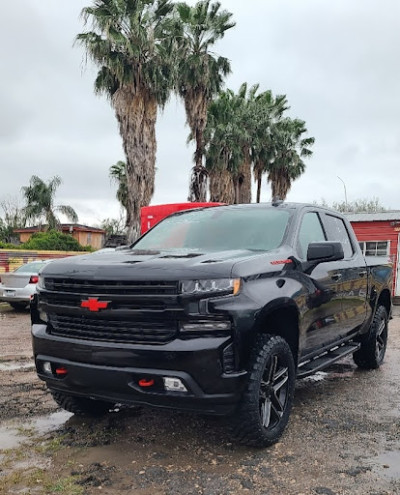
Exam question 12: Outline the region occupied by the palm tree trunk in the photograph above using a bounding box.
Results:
[185,91,209,202]
[209,169,235,204]
[236,147,252,204]
[268,167,290,202]
[188,165,208,203]
[113,86,157,243]
[254,161,263,203]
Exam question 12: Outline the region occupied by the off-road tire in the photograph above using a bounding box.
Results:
[50,390,114,417]
[353,305,388,369]
[232,334,296,448]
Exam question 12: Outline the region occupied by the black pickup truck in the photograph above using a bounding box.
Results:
[31,203,392,447]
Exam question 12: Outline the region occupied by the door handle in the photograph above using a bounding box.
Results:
[331,273,342,281]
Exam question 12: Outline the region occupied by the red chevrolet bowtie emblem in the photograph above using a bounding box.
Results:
[81,298,109,312]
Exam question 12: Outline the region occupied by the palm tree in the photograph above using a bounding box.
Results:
[77,0,179,242]
[267,118,315,201]
[250,91,289,203]
[22,175,78,230]
[176,0,235,202]
[204,84,286,205]
[204,87,243,203]
[230,83,257,204]
[109,160,130,227]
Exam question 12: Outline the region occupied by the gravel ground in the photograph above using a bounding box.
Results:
[0,302,399,495]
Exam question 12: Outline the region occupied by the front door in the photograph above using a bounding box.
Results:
[296,211,344,354]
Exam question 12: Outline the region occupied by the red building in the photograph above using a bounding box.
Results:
[347,212,400,297]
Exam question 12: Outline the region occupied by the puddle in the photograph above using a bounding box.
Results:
[371,451,400,480]
[32,410,73,435]
[0,361,35,372]
[301,371,328,383]
[0,411,73,451]
[0,426,23,449]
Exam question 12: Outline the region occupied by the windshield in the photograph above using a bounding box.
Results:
[134,207,290,253]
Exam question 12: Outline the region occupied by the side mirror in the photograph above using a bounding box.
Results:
[307,242,344,263]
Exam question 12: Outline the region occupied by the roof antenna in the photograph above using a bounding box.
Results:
[272,196,283,207]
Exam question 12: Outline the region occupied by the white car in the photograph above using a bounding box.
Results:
[0,260,52,310]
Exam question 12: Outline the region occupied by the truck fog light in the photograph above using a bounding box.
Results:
[39,310,48,323]
[42,361,52,375]
[163,377,188,393]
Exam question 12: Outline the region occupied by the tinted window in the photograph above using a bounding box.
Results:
[15,262,47,273]
[298,212,326,259]
[134,208,291,253]
[324,215,354,258]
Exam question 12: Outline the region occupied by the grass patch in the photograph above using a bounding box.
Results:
[35,435,67,455]
[45,475,85,495]
[0,468,84,495]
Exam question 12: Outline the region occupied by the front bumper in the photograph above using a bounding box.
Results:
[32,323,248,415]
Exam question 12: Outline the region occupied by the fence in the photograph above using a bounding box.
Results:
[0,250,87,274]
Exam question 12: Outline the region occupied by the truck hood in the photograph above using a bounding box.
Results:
[39,248,287,281]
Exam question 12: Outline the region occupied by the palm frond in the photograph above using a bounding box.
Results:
[55,205,79,223]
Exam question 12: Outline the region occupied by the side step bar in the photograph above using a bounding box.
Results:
[297,342,361,379]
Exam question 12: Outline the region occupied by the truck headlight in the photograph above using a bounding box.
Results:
[180,278,241,296]
[180,320,232,333]
[38,275,45,289]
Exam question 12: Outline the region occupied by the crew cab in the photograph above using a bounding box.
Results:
[31,203,392,447]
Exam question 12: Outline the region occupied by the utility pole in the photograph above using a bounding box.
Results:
[337,176,348,211]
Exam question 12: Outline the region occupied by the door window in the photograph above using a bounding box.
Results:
[298,212,327,259]
[324,215,354,259]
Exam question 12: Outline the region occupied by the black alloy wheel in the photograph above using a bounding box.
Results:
[232,334,296,448]
[353,305,388,369]
[259,353,290,430]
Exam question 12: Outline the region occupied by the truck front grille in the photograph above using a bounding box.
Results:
[39,278,181,344]
[48,314,176,344]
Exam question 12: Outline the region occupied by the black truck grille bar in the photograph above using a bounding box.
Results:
[44,278,179,295]
[48,314,177,344]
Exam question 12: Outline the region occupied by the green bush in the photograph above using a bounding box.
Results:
[0,241,19,249]
[21,231,91,252]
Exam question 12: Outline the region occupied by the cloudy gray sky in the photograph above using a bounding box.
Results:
[1,0,399,226]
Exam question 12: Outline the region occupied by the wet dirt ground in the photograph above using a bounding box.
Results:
[0,302,399,495]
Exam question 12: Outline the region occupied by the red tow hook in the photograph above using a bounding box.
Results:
[138,378,155,388]
[55,367,68,377]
